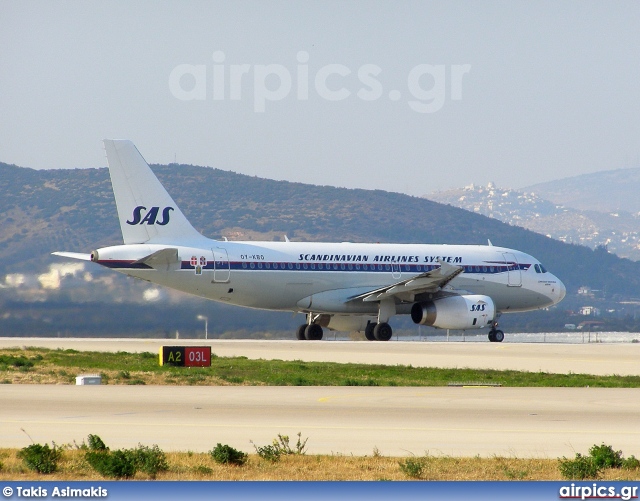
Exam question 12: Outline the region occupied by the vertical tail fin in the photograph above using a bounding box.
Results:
[103,139,203,244]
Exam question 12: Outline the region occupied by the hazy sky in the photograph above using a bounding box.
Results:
[1,1,639,196]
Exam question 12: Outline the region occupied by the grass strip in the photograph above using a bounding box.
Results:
[1,348,639,387]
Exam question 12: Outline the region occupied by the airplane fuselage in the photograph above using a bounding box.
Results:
[93,239,564,315]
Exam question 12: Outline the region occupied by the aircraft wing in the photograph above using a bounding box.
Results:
[349,260,464,303]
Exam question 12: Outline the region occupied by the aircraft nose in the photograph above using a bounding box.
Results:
[554,277,566,303]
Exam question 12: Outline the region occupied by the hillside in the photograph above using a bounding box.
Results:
[525,167,640,213]
[427,183,640,261]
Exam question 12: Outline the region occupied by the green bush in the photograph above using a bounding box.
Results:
[274,433,308,455]
[84,436,167,479]
[558,453,600,480]
[589,443,623,469]
[17,443,62,474]
[0,355,35,369]
[87,434,108,451]
[209,444,247,466]
[559,443,636,479]
[132,444,168,478]
[193,465,213,475]
[399,458,425,479]
[251,432,308,462]
[85,449,136,479]
[253,443,282,462]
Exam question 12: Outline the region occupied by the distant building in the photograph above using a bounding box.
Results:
[579,306,601,316]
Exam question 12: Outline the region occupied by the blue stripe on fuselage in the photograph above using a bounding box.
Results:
[99,260,531,274]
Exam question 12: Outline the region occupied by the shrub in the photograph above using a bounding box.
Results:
[251,432,308,462]
[622,455,640,470]
[87,434,108,451]
[84,436,167,479]
[194,465,213,475]
[209,444,247,466]
[132,444,168,478]
[274,433,308,455]
[589,443,623,469]
[17,443,62,474]
[399,458,425,479]
[253,443,282,462]
[558,453,600,480]
[85,449,136,479]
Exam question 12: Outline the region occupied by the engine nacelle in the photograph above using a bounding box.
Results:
[411,295,495,330]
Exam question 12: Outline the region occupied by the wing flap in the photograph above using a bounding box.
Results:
[353,260,464,303]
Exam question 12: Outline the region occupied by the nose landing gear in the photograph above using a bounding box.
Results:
[488,321,504,342]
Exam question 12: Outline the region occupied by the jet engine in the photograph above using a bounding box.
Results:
[410,295,495,330]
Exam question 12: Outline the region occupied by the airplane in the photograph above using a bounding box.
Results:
[54,140,566,342]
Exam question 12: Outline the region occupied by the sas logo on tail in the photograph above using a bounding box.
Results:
[127,206,174,226]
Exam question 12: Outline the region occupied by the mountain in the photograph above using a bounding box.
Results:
[524,167,640,213]
[426,183,640,261]
[4,161,640,336]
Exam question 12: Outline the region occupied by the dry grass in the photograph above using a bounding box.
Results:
[0,361,238,387]
[1,448,639,481]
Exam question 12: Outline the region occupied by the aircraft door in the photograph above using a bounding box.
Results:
[212,248,230,283]
[503,252,521,287]
[391,263,401,279]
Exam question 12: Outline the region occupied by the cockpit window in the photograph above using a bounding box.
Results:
[534,264,547,273]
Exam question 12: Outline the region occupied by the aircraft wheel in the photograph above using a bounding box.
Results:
[374,322,392,341]
[365,322,376,341]
[493,330,504,342]
[296,324,307,340]
[488,331,496,342]
[305,324,324,340]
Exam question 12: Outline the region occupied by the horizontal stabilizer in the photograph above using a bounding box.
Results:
[52,251,92,261]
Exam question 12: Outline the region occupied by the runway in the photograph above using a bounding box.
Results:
[2,385,639,457]
[1,338,639,457]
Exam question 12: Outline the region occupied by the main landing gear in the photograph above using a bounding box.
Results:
[296,315,324,341]
[365,321,393,341]
[364,298,395,341]
[488,321,504,342]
